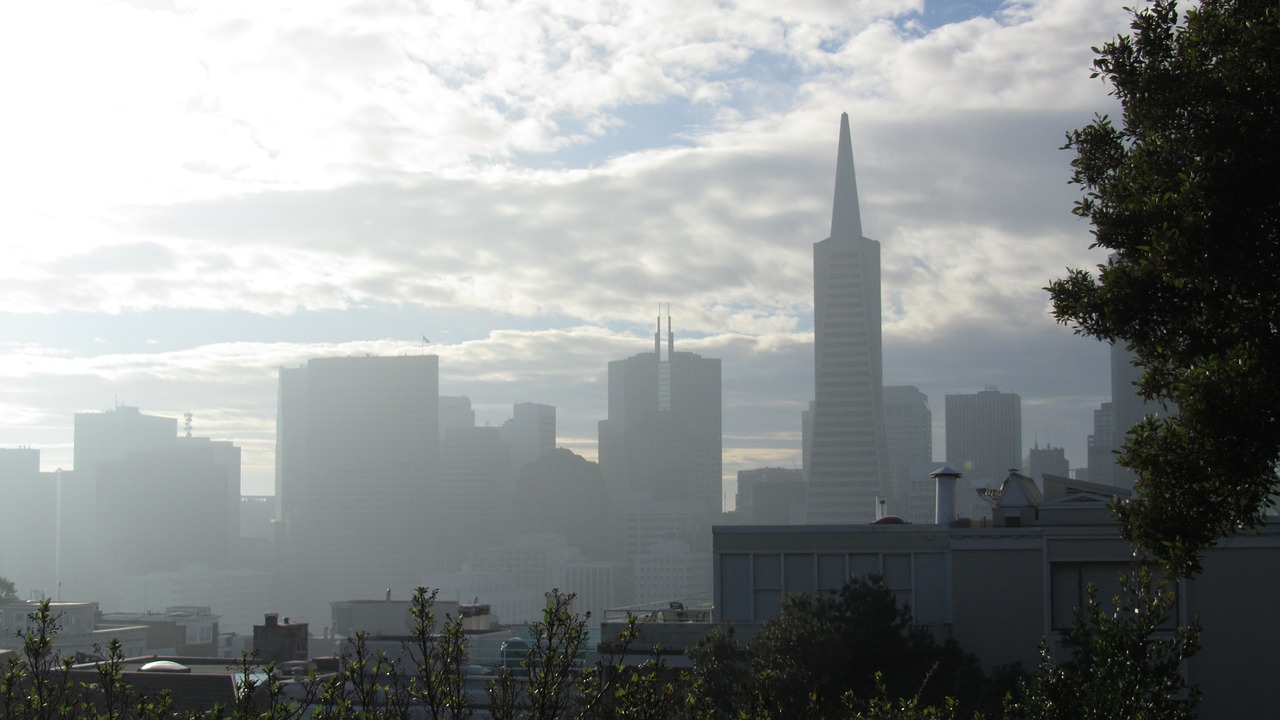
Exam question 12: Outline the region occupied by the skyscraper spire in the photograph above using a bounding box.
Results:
[806,112,888,524]
[830,112,863,241]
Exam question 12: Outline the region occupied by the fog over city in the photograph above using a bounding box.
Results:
[0,0,1133,504]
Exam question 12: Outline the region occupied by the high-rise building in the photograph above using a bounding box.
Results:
[502,402,556,481]
[882,386,935,523]
[805,113,890,524]
[1105,343,1176,490]
[598,313,721,516]
[1027,444,1070,486]
[1087,401,1116,485]
[945,386,1022,517]
[0,448,55,598]
[97,442,239,579]
[734,467,806,524]
[275,355,439,624]
[61,406,179,599]
[598,312,721,602]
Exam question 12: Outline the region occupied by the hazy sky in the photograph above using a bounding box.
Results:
[1,0,1130,499]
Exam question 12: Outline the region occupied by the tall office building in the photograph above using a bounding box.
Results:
[599,313,722,516]
[1086,401,1115,485]
[275,355,439,624]
[805,113,890,523]
[502,402,556,482]
[945,385,1022,491]
[0,449,55,598]
[734,467,806,525]
[1104,343,1177,490]
[1027,443,1070,485]
[882,386,935,523]
[598,312,721,602]
[61,406,179,599]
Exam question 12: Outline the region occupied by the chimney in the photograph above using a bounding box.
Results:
[931,466,962,526]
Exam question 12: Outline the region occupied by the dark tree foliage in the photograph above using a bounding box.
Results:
[687,575,993,720]
[1004,566,1200,720]
[1048,0,1280,576]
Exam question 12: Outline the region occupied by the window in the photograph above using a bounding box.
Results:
[1050,562,1175,631]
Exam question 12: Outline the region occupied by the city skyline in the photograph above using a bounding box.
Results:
[1,0,1129,495]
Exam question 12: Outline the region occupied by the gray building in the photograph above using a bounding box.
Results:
[501,401,556,482]
[0,448,55,599]
[598,312,721,603]
[734,467,805,525]
[62,406,178,599]
[1026,443,1069,485]
[275,355,440,625]
[713,472,1280,718]
[882,386,933,522]
[804,113,890,524]
[944,385,1021,517]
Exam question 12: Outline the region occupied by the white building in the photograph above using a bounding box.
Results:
[805,113,890,524]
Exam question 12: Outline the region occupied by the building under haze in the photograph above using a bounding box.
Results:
[945,386,1021,518]
[61,406,179,599]
[1095,343,1174,490]
[0,448,55,598]
[882,386,935,523]
[1026,443,1069,486]
[275,355,440,625]
[599,311,721,603]
[804,112,891,524]
[733,467,805,525]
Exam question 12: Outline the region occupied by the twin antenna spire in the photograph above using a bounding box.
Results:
[654,303,674,360]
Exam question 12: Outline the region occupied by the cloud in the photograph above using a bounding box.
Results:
[0,0,1140,494]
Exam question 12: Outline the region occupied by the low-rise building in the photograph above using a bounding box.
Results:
[712,470,1280,718]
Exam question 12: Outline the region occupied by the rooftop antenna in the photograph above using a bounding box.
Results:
[667,302,673,356]
[183,412,193,438]
[654,306,662,356]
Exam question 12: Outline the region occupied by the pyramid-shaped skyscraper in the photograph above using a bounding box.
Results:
[804,113,890,523]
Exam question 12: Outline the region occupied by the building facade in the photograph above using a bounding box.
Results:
[945,385,1021,518]
[804,113,890,524]
[882,386,934,522]
[275,355,440,625]
[712,475,1278,718]
[598,312,721,603]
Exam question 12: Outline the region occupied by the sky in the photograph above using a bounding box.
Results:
[0,0,1133,501]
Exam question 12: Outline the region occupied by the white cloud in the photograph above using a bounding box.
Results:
[0,0,1141,491]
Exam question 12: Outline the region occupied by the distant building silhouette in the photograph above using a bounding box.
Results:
[882,386,936,523]
[598,311,721,603]
[945,386,1021,519]
[62,406,178,599]
[501,402,556,482]
[1099,342,1175,490]
[275,355,440,625]
[0,448,54,598]
[804,112,890,523]
[97,438,240,580]
[734,467,805,524]
[1087,400,1116,485]
[1026,443,1070,486]
[440,424,511,547]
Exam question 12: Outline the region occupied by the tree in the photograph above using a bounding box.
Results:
[687,575,992,720]
[1005,566,1200,720]
[1047,0,1280,576]
[406,586,472,720]
[0,578,15,600]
